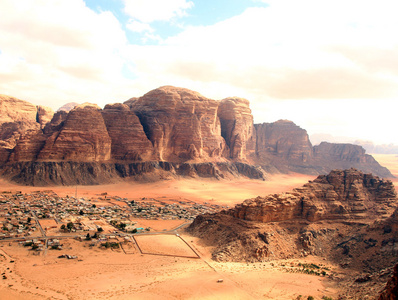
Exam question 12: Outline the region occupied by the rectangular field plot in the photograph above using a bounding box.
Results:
[134,234,199,258]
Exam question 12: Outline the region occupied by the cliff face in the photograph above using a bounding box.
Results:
[0,87,394,185]
[37,103,111,162]
[255,120,313,161]
[311,142,392,177]
[1,161,266,186]
[130,86,225,162]
[218,97,256,160]
[102,103,153,161]
[0,95,54,150]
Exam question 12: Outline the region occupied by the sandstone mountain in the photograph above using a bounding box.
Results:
[0,95,54,149]
[0,86,393,185]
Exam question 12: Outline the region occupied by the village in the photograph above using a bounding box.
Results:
[0,189,227,252]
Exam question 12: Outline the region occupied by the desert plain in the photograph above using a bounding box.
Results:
[0,154,397,300]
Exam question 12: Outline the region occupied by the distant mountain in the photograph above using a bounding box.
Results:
[310,133,398,155]
[56,102,79,112]
[0,86,393,185]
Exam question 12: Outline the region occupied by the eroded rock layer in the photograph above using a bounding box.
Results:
[232,168,397,222]
[37,103,111,162]
[0,95,54,149]
[130,86,225,161]
[218,97,255,160]
[0,86,394,184]
[0,161,266,186]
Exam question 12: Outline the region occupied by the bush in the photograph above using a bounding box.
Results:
[101,242,119,249]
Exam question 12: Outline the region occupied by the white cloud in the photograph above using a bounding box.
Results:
[125,0,398,99]
[126,20,154,33]
[0,0,129,109]
[1,0,398,145]
[121,0,398,144]
[123,0,193,23]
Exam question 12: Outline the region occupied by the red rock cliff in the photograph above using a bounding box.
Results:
[37,103,111,162]
[218,97,256,160]
[232,168,397,222]
[102,103,153,161]
[130,86,225,162]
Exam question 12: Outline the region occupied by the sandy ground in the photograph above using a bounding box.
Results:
[1,156,397,300]
[372,154,398,187]
[0,236,338,300]
[0,173,314,207]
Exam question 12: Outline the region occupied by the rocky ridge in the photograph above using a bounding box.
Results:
[0,86,393,185]
[187,168,398,298]
[232,168,397,223]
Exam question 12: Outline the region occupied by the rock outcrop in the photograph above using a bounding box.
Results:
[254,122,392,177]
[379,263,398,300]
[57,102,79,112]
[187,168,398,289]
[36,105,54,129]
[232,168,397,223]
[102,103,153,161]
[130,86,225,161]
[0,86,394,185]
[0,95,53,149]
[218,97,256,160]
[37,103,111,162]
[1,161,266,186]
[312,142,392,177]
[254,120,313,173]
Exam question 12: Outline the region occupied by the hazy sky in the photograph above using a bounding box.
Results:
[0,0,397,145]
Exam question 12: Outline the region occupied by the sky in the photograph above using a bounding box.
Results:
[0,0,398,145]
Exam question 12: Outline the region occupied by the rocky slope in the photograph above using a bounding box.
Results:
[232,168,397,222]
[1,161,266,186]
[188,168,398,298]
[379,263,398,300]
[0,86,393,184]
[188,169,398,260]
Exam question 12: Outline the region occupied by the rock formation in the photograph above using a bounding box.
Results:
[311,142,392,177]
[102,103,153,161]
[37,103,111,162]
[0,95,53,149]
[254,120,313,173]
[232,168,397,223]
[379,263,398,300]
[188,168,398,298]
[0,86,394,185]
[36,105,54,129]
[129,86,225,161]
[218,97,256,160]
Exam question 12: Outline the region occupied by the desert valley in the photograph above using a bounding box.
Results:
[0,87,397,299]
